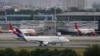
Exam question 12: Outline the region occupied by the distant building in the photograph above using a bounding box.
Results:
[32,0,62,9]
[1,0,92,10]
[32,0,91,10]
[63,0,87,10]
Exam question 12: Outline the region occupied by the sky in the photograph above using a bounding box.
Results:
[0,0,100,7]
[0,0,100,3]
[17,0,100,5]
[0,0,100,5]
[91,0,100,3]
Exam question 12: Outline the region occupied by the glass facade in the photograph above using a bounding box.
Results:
[0,15,54,21]
[7,16,30,21]
[33,15,53,21]
[57,16,100,21]
[7,15,30,21]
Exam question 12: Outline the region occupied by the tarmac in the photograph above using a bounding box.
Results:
[0,33,100,48]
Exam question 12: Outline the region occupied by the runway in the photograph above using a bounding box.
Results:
[0,40,99,48]
[0,33,100,48]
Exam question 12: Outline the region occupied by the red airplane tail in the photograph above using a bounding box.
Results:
[74,22,79,29]
[8,22,17,34]
[74,22,82,36]
[92,30,96,36]
[8,22,14,30]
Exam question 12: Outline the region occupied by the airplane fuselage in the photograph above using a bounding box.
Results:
[24,36,69,43]
[75,29,95,34]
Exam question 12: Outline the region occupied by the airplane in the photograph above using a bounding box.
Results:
[74,22,96,36]
[8,22,70,46]
[58,22,96,36]
[9,22,36,36]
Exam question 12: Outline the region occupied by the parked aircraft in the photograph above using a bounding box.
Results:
[9,22,36,36]
[74,22,96,36]
[8,22,69,46]
[58,22,96,36]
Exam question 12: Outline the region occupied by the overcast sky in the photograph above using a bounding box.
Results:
[91,0,100,3]
[1,0,100,4]
[1,0,100,6]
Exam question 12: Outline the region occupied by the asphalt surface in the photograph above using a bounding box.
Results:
[0,33,100,48]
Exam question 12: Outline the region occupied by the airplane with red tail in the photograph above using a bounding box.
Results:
[8,22,69,46]
[9,22,36,36]
[74,22,96,36]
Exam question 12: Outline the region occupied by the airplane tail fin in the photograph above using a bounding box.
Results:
[8,22,17,34]
[8,22,14,30]
[74,22,79,29]
[92,30,96,36]
[8,22,26,41]
[74,22,82,36]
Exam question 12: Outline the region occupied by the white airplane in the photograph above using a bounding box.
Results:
[74,22,96,36]
[9,22,36,36]
[8,22,69,46]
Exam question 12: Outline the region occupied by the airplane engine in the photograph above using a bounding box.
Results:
[43,42,49,46]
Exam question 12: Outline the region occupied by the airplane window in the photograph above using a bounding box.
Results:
[24,33,34,36]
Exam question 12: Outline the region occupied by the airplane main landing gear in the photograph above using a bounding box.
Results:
[39,41,43,46]
[39,41,49,46]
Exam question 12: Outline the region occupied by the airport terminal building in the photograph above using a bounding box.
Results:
[0,12,100,33]
[56,12,100,30]
[57,12,100,21]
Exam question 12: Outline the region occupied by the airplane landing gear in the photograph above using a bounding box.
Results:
[39,41,48,46]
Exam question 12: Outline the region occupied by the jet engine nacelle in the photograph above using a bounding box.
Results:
[43,42,49,46]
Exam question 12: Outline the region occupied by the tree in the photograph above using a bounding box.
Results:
[30,48,49,56]
[30,48,41,56]
[17,49,30,56]
[50,48,62,56]
[84,45,100,56]
[61,49,77,56]
[3,48,16,56]
[0,50,4,56]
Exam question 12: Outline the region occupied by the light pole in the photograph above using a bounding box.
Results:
[54,4,60,35]
[54,6,57,35]
[5,9,7,23]
[4,0,7,23]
